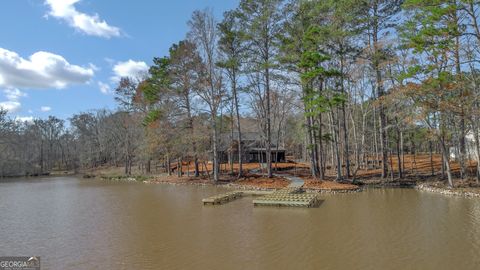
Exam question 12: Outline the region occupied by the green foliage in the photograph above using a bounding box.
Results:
[399,0,466,117]
[235,0,285,72]
[143,109,163,126]
[144,57,170,105]
[217,10,243,72]
[280,0,352,120]
[299,25,340,84]
[304,91,330,116]
[400,0,460,65]
[304,90,347,117]
[142,39,201,128]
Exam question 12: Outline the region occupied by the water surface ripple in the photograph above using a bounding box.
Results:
[0,177,479,270]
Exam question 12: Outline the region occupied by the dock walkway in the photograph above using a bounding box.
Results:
[202,173,320,208]
[202,191,243,205]
[252,186,320,208]
[276,174,305,188]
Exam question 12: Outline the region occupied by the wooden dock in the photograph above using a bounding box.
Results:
[202,191,244,205]
[202,186,320,208]
[202,190,275,206]
[252,187,320,208]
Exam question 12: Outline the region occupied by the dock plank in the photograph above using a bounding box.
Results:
[202,191,244,205]
[252,187,320,208]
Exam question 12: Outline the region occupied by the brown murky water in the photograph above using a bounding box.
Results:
[1,176,479,270]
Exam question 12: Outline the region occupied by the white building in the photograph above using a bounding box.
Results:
[450,132,479,161]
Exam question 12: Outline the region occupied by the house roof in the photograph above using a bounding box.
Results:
[220,131,282,142]
[218,131,282,152]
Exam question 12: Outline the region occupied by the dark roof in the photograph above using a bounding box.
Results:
[218,132,282,152]
[220,131,282,142]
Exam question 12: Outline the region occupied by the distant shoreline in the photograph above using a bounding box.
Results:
[416,183,480,198]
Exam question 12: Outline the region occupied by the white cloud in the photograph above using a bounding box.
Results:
[0,47,94,89]
[45,0,121,38]
[98,81,111,94]
[89,63,100,71]
[40,106,52,112]
[0,101,21,112]
[0,88,25,112]
[4,88,27,100]
[111,60,148,82]
[15,116,34,123]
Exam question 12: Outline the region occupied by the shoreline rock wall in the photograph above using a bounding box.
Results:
[416,183,480,198]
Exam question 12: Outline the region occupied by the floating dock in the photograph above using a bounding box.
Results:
[202,191,244,205]
[252,187,320,208]
[202,187,320,208]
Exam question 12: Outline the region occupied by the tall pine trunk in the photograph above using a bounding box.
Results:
[372,0,388,178]
[265,56,272,178]
[232,71,243,178]
[212,117,219,182]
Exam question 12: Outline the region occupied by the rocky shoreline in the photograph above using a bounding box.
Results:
[354,179,417,188]
[145,179,290,191]
[416,183,480,198]
[149,179,480,198]
[93,173,480,198]
[147,179,363,193]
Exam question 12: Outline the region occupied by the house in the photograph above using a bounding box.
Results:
[450,131,479,161]
[218,132,286,163]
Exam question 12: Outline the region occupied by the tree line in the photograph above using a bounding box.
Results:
[2,0,480,188]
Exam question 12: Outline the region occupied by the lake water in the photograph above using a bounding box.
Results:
[1,176,479,269]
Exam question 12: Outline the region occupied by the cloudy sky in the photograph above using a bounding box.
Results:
[0,0,237,121]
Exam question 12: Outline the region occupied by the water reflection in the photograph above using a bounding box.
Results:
[0,177,479,270]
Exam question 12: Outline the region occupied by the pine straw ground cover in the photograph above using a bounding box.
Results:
[234,174,290,189]
[148,172,359,191]
[303,179,360,191]
[87,154,480,195]
[148,173,290,189]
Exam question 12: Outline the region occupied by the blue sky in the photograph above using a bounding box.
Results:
[0,0,238,121]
